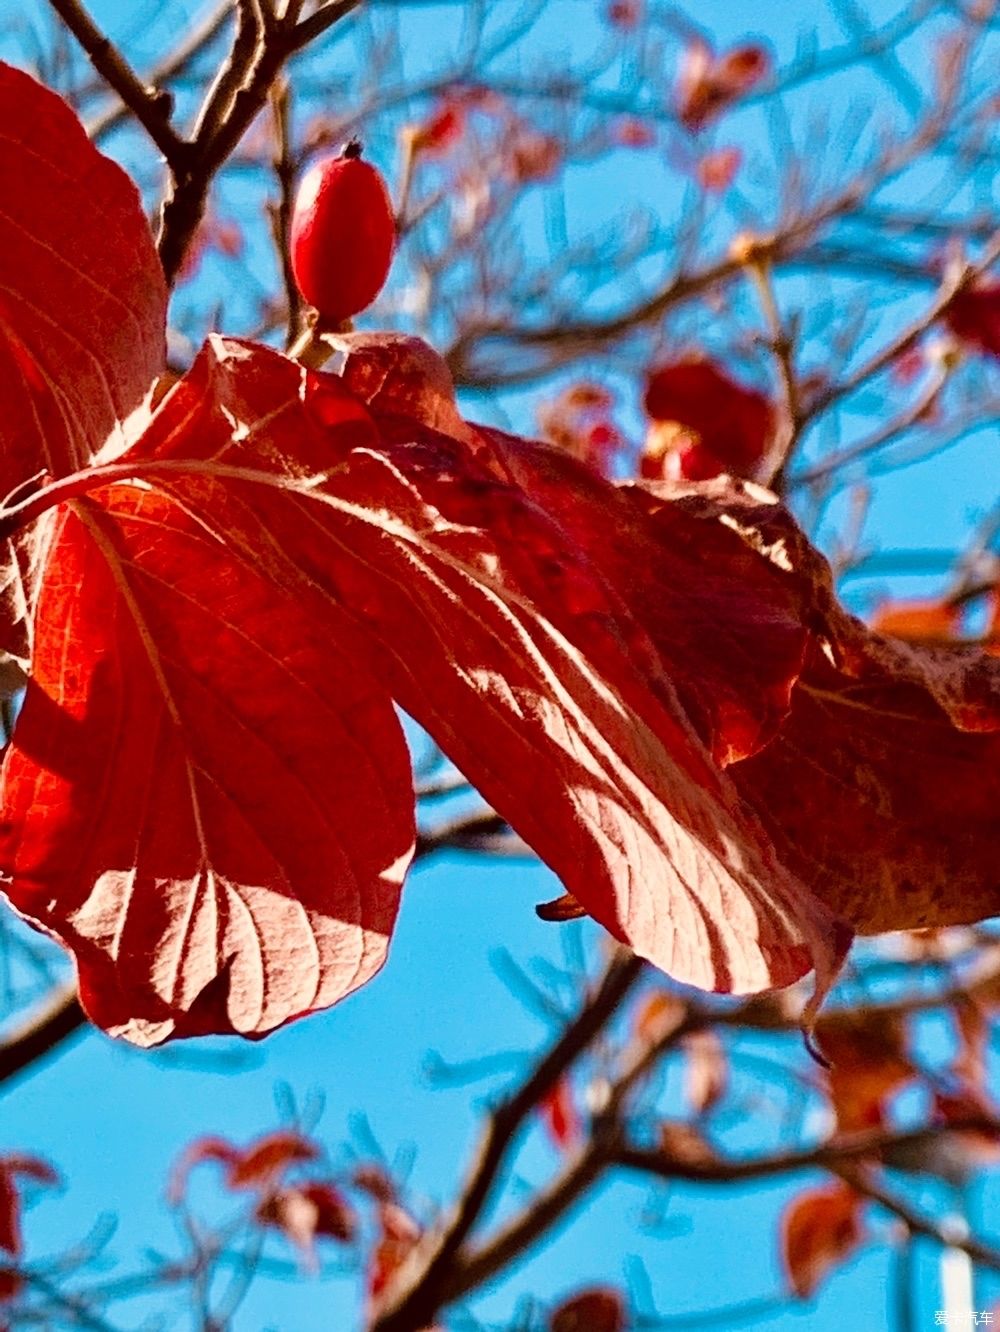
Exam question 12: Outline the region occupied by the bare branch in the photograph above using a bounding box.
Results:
[86,1,232,142]
[0,982,86,1088]
[46,0,186,166]
[369,950,644,1332]
[289,0,362,53]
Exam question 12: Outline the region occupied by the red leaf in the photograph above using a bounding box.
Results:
[487,453,811,771]
[326,337,847,999]
[257,1180,355,1265]
[0,424,414,1041]
[107,334,844,1018]
[642,358,774,478]
[0,1265,20,1305]
[538,382,622,475]
[682,1030,727,1114]
[0,1154,57,1257]
[696,146,742,192]
[167,1136,241,1202]
[302,1181,356,1240]
[814,1010,914,1132]
[781,1183,866,1298]
[717,45,770,95]
[945,280,1000,358]
[7,327,998,1041]
[170,1131,321,1200]
[2,1158,58,1189]
[505,129,561,182]
[550,1287,626,1332]
[351,1164,396,1204]
[540,1078,581,1152]
[412,101,465,156]
[0,1176,16,1258]
[713,485,1000,936]
[367,1202,422,1304]
[633,991,685,1043]
[612,117,656,148]
[0,64,166,661]
[606,0,642,28]
[675,41,770,131]
[229,1131,321,1190]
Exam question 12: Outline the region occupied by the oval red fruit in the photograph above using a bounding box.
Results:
[290,142,396,323]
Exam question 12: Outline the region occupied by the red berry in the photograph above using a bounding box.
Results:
[290,141,396,323]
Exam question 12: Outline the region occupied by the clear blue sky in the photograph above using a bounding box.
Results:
[1,2,997,1328]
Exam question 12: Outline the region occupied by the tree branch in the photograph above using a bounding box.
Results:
[46,0,186,166]
[156,0,360,284]
[369,949,644,1332]
[289,0,363,54]
[0,981,86,1089]
[86,1,233,142]
[835,1164,1000,1274]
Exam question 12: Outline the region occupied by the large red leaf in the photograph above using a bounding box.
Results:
[215,332,999,962]
[473,429,809,768]
[6,328,996,1043]
[120,335,845,1008]
[0,479,413,1043]
[656,484,1000,934]
[0,63,166,660]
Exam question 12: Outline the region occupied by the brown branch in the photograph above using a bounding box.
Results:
[444,1143,607,1304]
[740,252,802,491]
[835,1164,1000,1273]
[431,1069,1000,1307]
[189,0,267,149]
[288,0,363,54]
[444,65,972,391]
[614,1121,999,1186]
[86,1,232,142]
[157,0,361,285]
[802,231,1000,421]
[46,0,186,166]
[793,365,952,488]
[0,981,86,1088]
[368,949,644,1332]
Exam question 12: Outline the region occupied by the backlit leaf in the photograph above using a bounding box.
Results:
[0,64,166,661]
[0,477,414,1044]
[119,334,845,1014]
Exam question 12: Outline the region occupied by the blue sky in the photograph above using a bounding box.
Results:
[1,1,997,1328]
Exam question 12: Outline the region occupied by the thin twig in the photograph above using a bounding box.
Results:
[0,981,86,1089]
[86,1,232,142]
[46,0,186,165]
[369,951,644,1332]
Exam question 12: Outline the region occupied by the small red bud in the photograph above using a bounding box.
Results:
[290,143,396,323]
